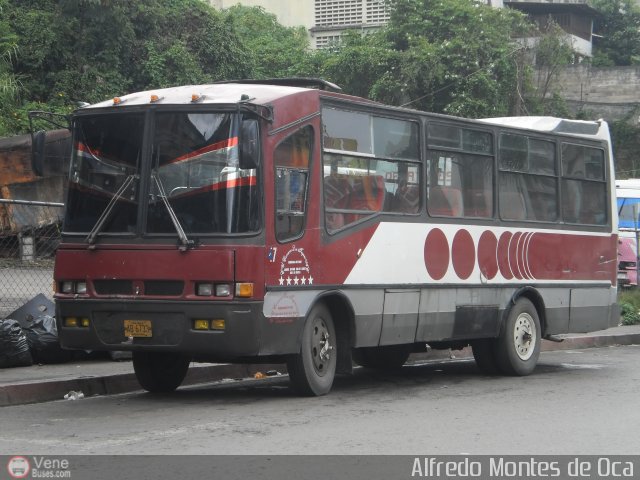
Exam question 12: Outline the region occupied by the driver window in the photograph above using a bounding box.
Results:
[275,126,313,242]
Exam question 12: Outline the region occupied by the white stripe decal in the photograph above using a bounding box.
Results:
[343,222,614,285]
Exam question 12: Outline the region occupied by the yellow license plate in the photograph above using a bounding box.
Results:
[124,319,152,338]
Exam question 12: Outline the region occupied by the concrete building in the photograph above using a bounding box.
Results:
[209,0,314,34]
[505,1,600,58]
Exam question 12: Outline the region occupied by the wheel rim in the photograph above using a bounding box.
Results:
[513,312,536,361]
[310,316,333,376]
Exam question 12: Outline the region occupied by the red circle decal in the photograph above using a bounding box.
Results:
[509,232,524,280]
[477,230,498,280]
[498,231,513,279]
[452,229,475,280]
[424,228,449,280]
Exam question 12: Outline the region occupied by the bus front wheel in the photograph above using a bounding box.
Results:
[133,351,191,393]
[494,298,541,376]
[287,303,337,396]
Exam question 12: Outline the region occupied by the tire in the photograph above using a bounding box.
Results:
[133,351,191,393]
[353,344,411,370]
[287,303,337,396]
[494,298,541,376]
[471,339,500,375]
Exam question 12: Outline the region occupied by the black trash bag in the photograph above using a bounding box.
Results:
[23,315,72,364]
[0,319,33,368]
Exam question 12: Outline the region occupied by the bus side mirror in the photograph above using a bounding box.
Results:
[31,130,46,177]
[239,119,260,170]
[30,129,72,177]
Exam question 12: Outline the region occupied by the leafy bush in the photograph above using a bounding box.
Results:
[618,290,640,325]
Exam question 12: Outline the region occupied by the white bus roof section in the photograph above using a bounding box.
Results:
[617,188,640,199]
[616,179,640,190]
[478,116,608,140]
[86,83,309,109]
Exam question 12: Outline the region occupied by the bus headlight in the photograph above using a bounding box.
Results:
[196,283,214,296]
[76,282,87,294]
[215,284,231,297]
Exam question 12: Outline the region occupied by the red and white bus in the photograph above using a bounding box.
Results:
[38,79,619,396]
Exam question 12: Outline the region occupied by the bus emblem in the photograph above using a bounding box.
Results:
[279,246,312,286]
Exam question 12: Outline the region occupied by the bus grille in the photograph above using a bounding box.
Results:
[144,280,184,296]
[93,280,133,295]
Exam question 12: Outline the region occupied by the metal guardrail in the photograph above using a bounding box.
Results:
[0,199,63,318]
[0,198,64,207]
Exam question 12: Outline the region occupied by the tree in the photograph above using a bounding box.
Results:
[304,0,531,118]
[221,5,310,79]
[591,0,640,66]
[527,21,574,116]
[0,0,21,136]
[2,0,249,134]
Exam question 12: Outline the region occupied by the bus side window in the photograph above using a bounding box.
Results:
[429,186,464,217]
[561,143,607,225]
[275,127,313,242]
[324,174,352,231]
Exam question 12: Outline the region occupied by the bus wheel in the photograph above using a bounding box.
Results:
[494,298,541,376]
[133,351,191,393]
[471,339,500,375]
[287,303,337,396]
[353,345,411,369]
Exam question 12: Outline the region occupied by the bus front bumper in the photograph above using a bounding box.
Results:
[55,299,302,360]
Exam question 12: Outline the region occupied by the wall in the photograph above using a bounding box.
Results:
[542,64,640,122]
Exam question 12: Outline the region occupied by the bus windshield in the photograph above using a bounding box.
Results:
[64,111,260,236]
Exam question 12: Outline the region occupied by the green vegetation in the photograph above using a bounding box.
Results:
[591,0,640,67]
[610,117,640,179]
[618,289,640,325]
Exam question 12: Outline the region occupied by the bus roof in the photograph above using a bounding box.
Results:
[84,82,319,109]
[616,179,640,190]
[478,116,608,140]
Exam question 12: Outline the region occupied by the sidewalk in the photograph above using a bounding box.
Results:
[1,325,639,407]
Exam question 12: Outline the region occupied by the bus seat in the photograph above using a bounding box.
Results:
[466,189,491,217]
[500,191,527,220]
[348,175,386,212]
[429,186,463,217]
[324,175,352,230]
[395,184,420,213]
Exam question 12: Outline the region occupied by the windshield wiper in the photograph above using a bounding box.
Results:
[86,174,137,246]
[152,172,194,251]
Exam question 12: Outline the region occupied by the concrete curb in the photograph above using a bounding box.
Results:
[0,363,284,408]
[1,333,639,407]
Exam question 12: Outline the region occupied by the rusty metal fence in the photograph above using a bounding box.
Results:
[0,199,64,318]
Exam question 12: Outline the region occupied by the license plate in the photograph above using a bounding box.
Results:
[618,273,629,280]
[124,319,152,338]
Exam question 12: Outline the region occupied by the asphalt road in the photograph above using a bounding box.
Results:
[0,345,639,456]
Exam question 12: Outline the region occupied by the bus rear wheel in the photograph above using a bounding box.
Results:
[494,298,541,376]
[133,351,191,393]
[353,345,411,369]
[287,303,337,396]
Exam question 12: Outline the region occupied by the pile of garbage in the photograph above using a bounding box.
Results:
[0,294,72,368]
